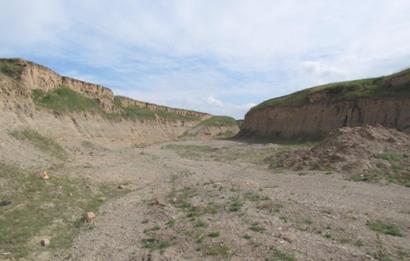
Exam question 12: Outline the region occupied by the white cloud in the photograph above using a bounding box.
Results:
[1,0,410,118]
[206,96,224,108]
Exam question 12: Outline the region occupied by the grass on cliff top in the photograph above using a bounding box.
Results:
[32,87,200,122]
[252,69,410,111]
[0,59,23,80]
[32,87,102,113]
[0,163,128,259]
[9,128,68,160]
[198,116,237,127]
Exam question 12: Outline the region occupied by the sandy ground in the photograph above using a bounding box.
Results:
[40,139,410,261]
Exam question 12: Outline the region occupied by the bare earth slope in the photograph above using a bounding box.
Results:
[240,69,410,140]
[0,58,238,148]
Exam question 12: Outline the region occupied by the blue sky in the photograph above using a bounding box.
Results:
[1,0,410,118]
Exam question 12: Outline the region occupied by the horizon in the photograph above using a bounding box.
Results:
[1,1,410,118]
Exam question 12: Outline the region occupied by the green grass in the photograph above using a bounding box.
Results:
[203,243,230,256]
[0,59,23,80]
[141,237,173,252]
[208,231,220,238]
[198,116,237,127]
[0,164,126,258]
[249,223,266,233]
[228,197,243,212]
[266,247,296,261]
[32,87,200,122]
[367,220,403,237]
[377,152,403,162]
[9,128,68,160]
[252,70,410,111]
[32,87,102,113]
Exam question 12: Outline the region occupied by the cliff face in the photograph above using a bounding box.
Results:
[0,58,211,147]
[241,69,410,140]
[3,58,208,118]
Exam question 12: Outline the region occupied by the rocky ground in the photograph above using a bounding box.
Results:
[1,132,410,260]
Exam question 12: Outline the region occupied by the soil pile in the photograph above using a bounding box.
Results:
[277,125,410,184]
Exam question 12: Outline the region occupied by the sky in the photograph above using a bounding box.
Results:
[1,0,410,118]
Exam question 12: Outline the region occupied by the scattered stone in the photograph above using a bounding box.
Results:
[84,212,96,223]
[40,238,50,247]
[118,184,126,189]
[40,171,49,180]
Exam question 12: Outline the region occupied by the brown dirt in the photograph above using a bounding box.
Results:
[276,125,410,184]
[1,120,410,260]
[4,139,402,261]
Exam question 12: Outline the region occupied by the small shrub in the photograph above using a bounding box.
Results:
[249,223,265,233]
[228,197,243,212]
[267,247,296,261]
[367,220,403,237]
[208,231,220,238]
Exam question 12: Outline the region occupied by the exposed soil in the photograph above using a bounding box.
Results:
[276,125,410,185]
[1,127,410,260]
[3,139,404,260]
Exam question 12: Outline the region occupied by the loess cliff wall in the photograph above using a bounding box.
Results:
[0,58,211,148]
[241,69,410,140]
[7,58,208,117]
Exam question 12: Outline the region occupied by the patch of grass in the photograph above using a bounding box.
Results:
[208,231,220,238]
[252,70,410,111]
[0,164,126,258]
[141,237,172,252]
[203,243,230,256]
[0,59,23,80]
[228,197,243,212]
[166,218,176,228]
[194,219,207,228]
[32,87,102,113]
[267,247,296,261]
[367,221,403,237]
[198,116,237,127]
[244,191,269,202]
[249,223,265,233]
[32,87,200,122]
[377,152,403,162]
[243,234,252,240]
[9,128,68,160]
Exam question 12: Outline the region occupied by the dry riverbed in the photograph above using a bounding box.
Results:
[1,139,410,260]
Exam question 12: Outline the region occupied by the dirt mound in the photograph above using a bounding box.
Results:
[277,125,410,184]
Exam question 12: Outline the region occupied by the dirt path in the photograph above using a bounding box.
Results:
[56,140,410,261]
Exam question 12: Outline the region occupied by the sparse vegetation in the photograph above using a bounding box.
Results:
[228,197,243,212]
[9,128,68,160]
[208,231,220,238]
[252,72,410,111]
[0,163,127,258]
[249,222,265,233]
[141,237,173,252]
[267,247,296,261]
[0,59,23,80]
[367,220,403,237]
[32,87,200,122]
[32,87,102,113]
[198,116,237,127]
[203,243,230,256]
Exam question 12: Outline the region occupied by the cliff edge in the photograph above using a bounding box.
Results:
[240,68,410,140]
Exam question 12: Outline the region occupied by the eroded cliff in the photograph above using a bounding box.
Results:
[240,69,410,140]
[0,58,214,147]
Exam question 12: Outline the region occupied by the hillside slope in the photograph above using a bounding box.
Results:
[0,58,220,149]
[240,68,410,140]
